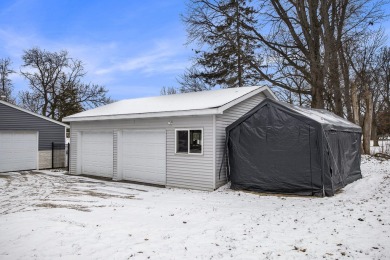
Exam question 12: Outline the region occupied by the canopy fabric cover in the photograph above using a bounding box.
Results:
[225,98,362,197]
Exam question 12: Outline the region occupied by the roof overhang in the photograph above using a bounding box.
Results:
[216,86,276,113]
[63,86,278,123]
[63,108,221,122]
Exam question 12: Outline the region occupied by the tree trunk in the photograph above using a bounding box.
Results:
[329,45,343,116]
[339,48,352,121]
[351,82,359,125]
[332,75,343,117]
[371,117,379,146]
[236,0,242,87]
[310,63,325,109]
[362,88,373,154]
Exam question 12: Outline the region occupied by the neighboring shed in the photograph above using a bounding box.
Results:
[0,100,69,172]
[226,98,362,197]
[63,86,277,191]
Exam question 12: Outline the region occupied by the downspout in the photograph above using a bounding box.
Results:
[212,115,216,190]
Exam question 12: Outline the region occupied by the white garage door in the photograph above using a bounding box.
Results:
[0,131,38,172]
[122,130,166,185]
[81,132,113,178]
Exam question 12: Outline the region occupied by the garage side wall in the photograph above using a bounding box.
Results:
[69,115,215,191]
[0,102,66,169]
[0,103,66,150]
[215,93,266,188]
[69,128,79,175]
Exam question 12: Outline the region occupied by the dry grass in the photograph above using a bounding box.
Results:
[35,202,91,212]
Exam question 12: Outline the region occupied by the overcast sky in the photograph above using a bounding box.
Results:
[1,0,389,101]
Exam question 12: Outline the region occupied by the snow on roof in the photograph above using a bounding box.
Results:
[278,100,361,130]
[63,86,275,122]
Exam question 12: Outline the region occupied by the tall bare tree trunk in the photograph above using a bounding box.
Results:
[339,49,353,121]
[236,0,242,87]
[363,88,373,154]
[351,82,359,125]
[371,117,379,146]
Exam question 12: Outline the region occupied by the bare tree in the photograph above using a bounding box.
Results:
[371,46,390,146]
[20,48,111,120]
[347,30,385,154]
[0,57,15,103]
[239,0,384,112]
[160,86,178,95]
[377,47,390,109]
[20,48,68,116]
[177,67,212,93]
[160,67,212,95]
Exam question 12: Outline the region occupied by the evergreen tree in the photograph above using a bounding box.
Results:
[183,0,262,89]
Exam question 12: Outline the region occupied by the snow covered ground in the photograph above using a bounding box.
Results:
[0,156,389,259]
[370,140,390,155]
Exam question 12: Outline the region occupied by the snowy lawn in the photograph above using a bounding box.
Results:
[0,156,389,259]
[370,140,390,155]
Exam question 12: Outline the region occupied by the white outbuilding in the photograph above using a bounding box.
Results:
[63,86,277,190]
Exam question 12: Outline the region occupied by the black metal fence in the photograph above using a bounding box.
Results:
[51,142,69,170]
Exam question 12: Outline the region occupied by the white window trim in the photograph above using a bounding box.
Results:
[175,128,204,155]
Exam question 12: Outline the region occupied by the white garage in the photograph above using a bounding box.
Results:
[64,86,278,191]
[120,129,166,185]
[80,132,113,178]
[0,131,38,172]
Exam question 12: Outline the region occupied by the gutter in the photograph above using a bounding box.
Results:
[63,108,223,122]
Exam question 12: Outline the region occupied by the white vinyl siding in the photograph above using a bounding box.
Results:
[69,128,78,176]
[113,131,118,179]
[69,115,214,191]
[215,93,266,188]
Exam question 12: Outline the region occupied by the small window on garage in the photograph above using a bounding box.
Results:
[176,129,203,154]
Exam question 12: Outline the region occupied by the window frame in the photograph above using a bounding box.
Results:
[174,128,203,155]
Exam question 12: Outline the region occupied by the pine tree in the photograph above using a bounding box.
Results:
[183,0,262,89]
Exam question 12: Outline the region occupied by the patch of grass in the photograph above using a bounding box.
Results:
[83,190,137,200]
[35,202,91,212]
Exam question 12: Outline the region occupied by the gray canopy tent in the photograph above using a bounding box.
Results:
[225,98,362,197]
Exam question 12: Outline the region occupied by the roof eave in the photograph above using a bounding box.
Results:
[63,108,222,122]
[63,86,277,122]
[216,86,277,114]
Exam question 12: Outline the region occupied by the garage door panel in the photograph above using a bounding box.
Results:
[123,155,166,164]
[122,130,166,185]
[123,131,165,144]
[123,144,165,157]
[123,159,165,171]
[0,131,38,172]
[81,132,113,178]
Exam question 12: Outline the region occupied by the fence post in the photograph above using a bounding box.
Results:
[52,142,54,169]
[67,143,70,171]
